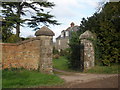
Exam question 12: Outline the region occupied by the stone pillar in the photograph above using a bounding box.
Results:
[35,26,55,74]
[79,30,95,70]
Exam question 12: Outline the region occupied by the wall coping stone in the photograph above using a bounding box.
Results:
[0,37,41,46]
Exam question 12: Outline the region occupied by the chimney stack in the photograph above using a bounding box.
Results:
[70,22,75,27]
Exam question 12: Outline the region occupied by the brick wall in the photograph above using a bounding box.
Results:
[2,38,40,70]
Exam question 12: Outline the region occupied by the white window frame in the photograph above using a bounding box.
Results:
[66,31,69,36]
[58,40,61,45]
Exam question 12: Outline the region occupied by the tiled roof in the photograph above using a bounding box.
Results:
[66,26,79,31]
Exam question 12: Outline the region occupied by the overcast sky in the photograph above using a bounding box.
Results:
[19,0,103,41]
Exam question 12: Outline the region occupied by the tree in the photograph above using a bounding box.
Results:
[68,2,120,68]
[79,2,120,66]
[97,2,120,65]
[1,17,14,42]
[2,1,59,39]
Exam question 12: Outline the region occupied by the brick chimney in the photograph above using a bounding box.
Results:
[70,22,75,27]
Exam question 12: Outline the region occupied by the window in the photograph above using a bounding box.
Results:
[67,40,69,43]
[66,31,69,36]
[61,32,64,37]
[58,40,61,45]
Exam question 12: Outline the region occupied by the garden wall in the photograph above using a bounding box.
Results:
[1,26,54,74]
[2,38,40,70]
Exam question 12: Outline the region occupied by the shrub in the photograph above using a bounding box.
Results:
[59,48,70,57]
[53,54,60,59]
[7,34,21,43]
[53,47,59,55]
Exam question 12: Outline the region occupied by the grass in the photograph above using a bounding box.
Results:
[53,56,119,74]
[2,69,64,88]
[0,70,1,89]
[53,56,82,73]
[84,64,120,74]
[53,56,71,71]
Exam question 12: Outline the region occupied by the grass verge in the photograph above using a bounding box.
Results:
[53,56,119,74]
[2,69,64,88]
[84,64,120,74]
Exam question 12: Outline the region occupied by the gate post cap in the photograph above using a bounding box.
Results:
[79,30,94,39]
[35,26,55,36]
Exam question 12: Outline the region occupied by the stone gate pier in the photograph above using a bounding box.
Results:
[79,30,95,70]
[35,26,55,74]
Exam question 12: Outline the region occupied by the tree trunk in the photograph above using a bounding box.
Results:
[16,23,20,38]
[16,2,21,38]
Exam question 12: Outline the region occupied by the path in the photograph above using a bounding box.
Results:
[53,69,119,88]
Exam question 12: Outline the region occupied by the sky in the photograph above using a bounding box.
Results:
[18,0,103,42]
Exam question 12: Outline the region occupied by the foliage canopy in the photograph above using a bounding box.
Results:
[1,1,59,42]
[68,2,120,68]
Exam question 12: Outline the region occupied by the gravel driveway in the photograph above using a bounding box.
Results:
[58,73,118,88]
[37,69,119,88]
[54,69,119,88]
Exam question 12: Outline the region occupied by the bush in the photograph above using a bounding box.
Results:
[53,54,60,59]
[7,34,21,43]
[59,48,70,57]
[102,59,111,66]
[53,47,59,54]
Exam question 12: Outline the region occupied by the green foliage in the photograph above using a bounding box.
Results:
[84,64,120,74]
[102,59,111,66]
[53,47,60,59]
[67,32,82,71]
[67,2,120,68]
[53,47,59,55]
[77,2,120,66]
[96,2,120,65]
[53,57,119,74]
[2,20,13,42]
[53,54,60,59]
[53,56,70,71]
[6,34,21,43]
[59,48,71,57]
[2,1,59,38]
[2,69,64,88]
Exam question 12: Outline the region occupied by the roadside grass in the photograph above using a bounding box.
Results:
[53,56,119,74]
[0,70,1,89]
[84,64,120,74]
[2,69,64,88]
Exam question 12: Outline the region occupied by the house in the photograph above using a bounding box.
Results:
[55,22,79,52]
